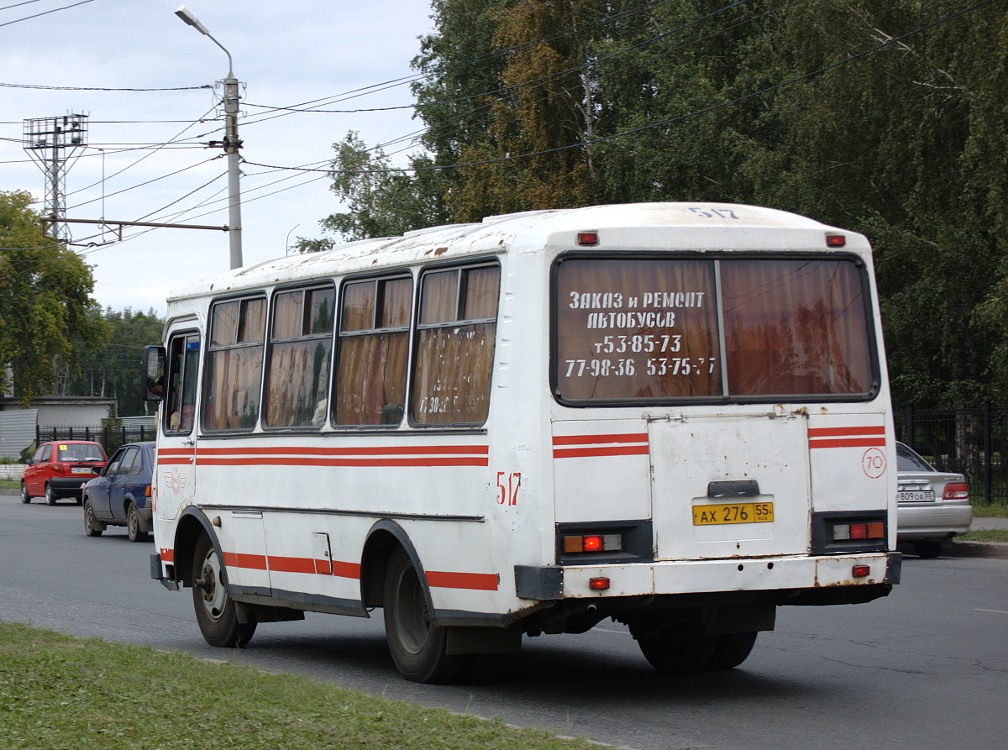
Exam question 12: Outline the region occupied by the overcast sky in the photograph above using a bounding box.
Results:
[0,0,435,315]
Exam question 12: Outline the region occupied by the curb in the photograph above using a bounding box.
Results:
[950,540,1008,559]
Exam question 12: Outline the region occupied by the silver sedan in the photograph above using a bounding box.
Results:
[896,441,973,558]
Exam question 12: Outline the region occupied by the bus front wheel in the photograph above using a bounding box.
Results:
[192,533,256,648]
[382,547,465,683]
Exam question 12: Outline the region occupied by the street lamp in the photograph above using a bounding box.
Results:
[175,5,243,269]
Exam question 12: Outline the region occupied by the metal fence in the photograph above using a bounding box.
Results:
[895,403,1008,506]
[35,424,155,458]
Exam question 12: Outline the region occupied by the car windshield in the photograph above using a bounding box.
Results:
[896,443,934,472]
[57,444,104,462]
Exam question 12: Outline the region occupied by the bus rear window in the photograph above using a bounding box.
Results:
[553,257,875,403]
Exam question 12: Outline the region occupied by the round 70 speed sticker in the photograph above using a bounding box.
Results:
[861,447,887,479]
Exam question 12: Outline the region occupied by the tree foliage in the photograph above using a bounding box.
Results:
[0,190,109,404]
[68,308,165,418]
[305,0,1007,404]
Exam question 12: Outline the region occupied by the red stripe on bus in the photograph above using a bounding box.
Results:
[331,561,361,579]
[552,433,648,446]
[267,556,317,575]
[196,445,488,457]
[196,456,489,468]
[809,437,886,449]
[222,551,268,570]
[222,552,482,588]
[160,548,175,563]
[553,444,650,459]
[426,570,499,591]
[808,426,885,438]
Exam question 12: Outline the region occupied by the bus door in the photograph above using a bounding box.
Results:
[648,412,810,561]
[156,331,201,521]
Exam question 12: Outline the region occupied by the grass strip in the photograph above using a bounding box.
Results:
[0,621,599,750]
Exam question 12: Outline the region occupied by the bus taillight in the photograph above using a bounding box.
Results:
[832,521,885,541]
[562,533,622,554]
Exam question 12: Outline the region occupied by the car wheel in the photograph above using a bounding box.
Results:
[913,540,943,559]
[83,499,104,537]
[383,546,465,683]
[45,484,56,506]
[192,533,256,648]
[126,502,148,543]
[20,482,30,504]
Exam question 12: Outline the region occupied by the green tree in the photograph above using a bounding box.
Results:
[308,132,449,245]
[0,191,110,404]
[448,0,602,219]
[69,308,165,417]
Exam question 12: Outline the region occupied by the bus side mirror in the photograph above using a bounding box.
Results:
[143,345,166,402]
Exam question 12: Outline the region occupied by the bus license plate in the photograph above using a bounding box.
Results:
[693,502,774,526]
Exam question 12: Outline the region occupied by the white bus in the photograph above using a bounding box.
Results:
[144,202,900,682]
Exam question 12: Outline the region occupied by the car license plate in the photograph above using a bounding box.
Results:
[71,467,91,475]
[693,501,774,526]
[897,489,935,503]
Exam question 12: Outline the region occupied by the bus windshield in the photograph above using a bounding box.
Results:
[554,256,875,402]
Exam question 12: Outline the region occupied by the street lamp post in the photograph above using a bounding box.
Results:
[175,5,243,269]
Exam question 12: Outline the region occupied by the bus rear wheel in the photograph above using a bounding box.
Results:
[634,622,718,672]
[383,547,465,683]
[192,533,256,648]
[705,631,758,670]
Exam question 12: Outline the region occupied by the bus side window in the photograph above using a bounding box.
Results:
[203,297,266,431]
[265,285,335,428]
[334,275,411,426]
[411,264,500,426]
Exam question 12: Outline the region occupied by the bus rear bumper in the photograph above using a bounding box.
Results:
[515,551,901,604]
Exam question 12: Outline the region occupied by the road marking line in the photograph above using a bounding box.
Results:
[974,609,1008,615]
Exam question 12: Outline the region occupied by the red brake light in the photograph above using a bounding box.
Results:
[582,535,603,552]
[826,233,846,247]
[852,565,871,578]
[943,482,969,501]
[577,231,599,246]
[589,577,610,591]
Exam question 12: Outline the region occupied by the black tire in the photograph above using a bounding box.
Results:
[383,547,465,683]
[705,632,758,670]
[192,533,256,648]
[45,484,56,506]
[83,498,104,537]
[126,502,147,543]
[20,483,30,504]
[913,540,943,559]
[633,621,718,672]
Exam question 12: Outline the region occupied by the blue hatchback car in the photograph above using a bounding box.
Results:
[82,442,156,542]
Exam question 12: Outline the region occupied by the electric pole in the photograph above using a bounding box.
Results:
[23,114,88,243]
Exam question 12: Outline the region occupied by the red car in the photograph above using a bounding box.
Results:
[21,440,108,505]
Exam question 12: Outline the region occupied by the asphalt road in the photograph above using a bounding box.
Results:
[2,495,1007,750]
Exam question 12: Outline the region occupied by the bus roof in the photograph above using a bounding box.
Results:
[165,202,863,304]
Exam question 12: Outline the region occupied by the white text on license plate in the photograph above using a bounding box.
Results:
[693,501,774,526]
